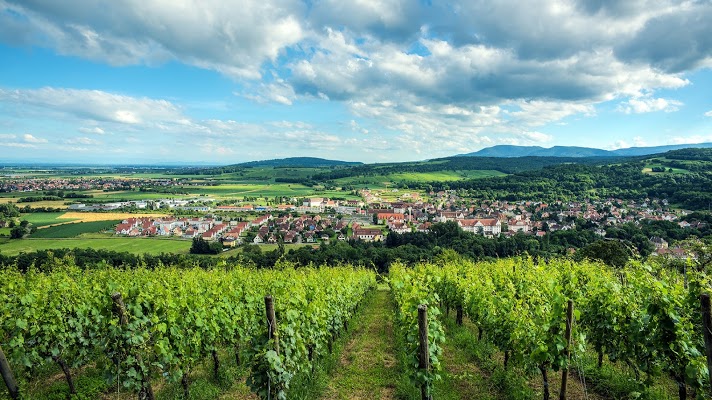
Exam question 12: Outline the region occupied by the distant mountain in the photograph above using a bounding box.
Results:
[610,143,712,156]
[460,143,712,158]
[236,157,362,168]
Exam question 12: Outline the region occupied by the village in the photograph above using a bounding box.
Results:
[111,188,701,258]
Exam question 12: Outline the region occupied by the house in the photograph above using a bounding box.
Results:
[507,219,531,233]
[388,221,410,234]
[353,228,383,242]
[416,222,431,233]
[377,213,405,224]
[650,236,668,250]
[222,237,238,247]
[458,218,501,236]
[115,223,133,235]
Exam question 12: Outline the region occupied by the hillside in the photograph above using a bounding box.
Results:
[236,157,362,168]
[175,157,361,175]
[426,148,712,210]
[460,142,712,158]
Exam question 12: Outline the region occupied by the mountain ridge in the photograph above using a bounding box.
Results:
[459,143,712,158]
[234,157,362,168]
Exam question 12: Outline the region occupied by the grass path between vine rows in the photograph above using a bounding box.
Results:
[319,284,399,400]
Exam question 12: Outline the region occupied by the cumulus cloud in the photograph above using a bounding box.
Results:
[65,137,101,145]
[618,96,683,114]
[705,110,712,117]
[79,126,106,135]
[668,135,712,145]
[1,1,711,160]
[23,133,47,143]
[1,0,305,79]
[0,87,184,125]
[615,3,712,72]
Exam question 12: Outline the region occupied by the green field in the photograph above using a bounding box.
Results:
[0,237,191,256]
[642,164,690,174]
[20,212,79,227]
[335,170,505,189]
[30,220,119,238]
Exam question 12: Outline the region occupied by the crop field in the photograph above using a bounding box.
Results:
[0,237,191,256]
[29,220,119,238]
[185,183,320,198]
[58,211,166,222]
[20,212,78,227]
[0,197,68,209]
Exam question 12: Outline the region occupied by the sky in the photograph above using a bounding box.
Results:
[1,0,712,165]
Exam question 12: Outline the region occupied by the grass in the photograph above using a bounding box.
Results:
[30,220,119,238]
[21,212,79,227]
[642,164,691,174]
[0,237,191,256]
[436,314,535,400]
[319,284,400,400]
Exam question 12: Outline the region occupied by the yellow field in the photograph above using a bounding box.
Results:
[58,212,167,222]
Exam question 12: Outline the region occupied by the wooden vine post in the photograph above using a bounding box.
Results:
[418,304,432,400]
[700,293,712,395]
[111,292,155,400]
[0,344,19,400]
[265,295,279,355]
[559,300,574,400]
[455,304,463,326]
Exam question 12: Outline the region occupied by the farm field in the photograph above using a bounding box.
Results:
[58,211,166,222]
[29,220,119,238]
[0,197,68,209]
[19,212,78,227]
[0,237,191,256]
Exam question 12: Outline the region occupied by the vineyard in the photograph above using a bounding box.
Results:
[0,260,376,400]
[389,258,712,400]
[1,257,712,399]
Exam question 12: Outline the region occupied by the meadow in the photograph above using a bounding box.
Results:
[0,237,191,256]
[29,220,120,238]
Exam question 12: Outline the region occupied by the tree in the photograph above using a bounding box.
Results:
[576,240,632,268]
[10,225,26,239]
[190,237,221,255]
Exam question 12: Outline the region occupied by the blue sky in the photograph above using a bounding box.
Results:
[1,0,712,164]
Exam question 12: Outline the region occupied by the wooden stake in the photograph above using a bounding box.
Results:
[456,304,463,326]
[418,304,431,400]
[700,293,712,395]
[559,300,574,400]
[0,344,19,400]
[265,295,279,355]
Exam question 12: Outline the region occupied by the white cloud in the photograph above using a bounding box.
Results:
[705,110,712,117]
[1,0,305,79]
[632,136,647,147]
[1,0,711,161]
[618,96,683,114]
[0,133,16,140]
[1,143,36,148]
[0,87,184,125]
[23,133,47,143]
[668,135,712,144]
[65,137,101,145]
[79,126,106,135]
